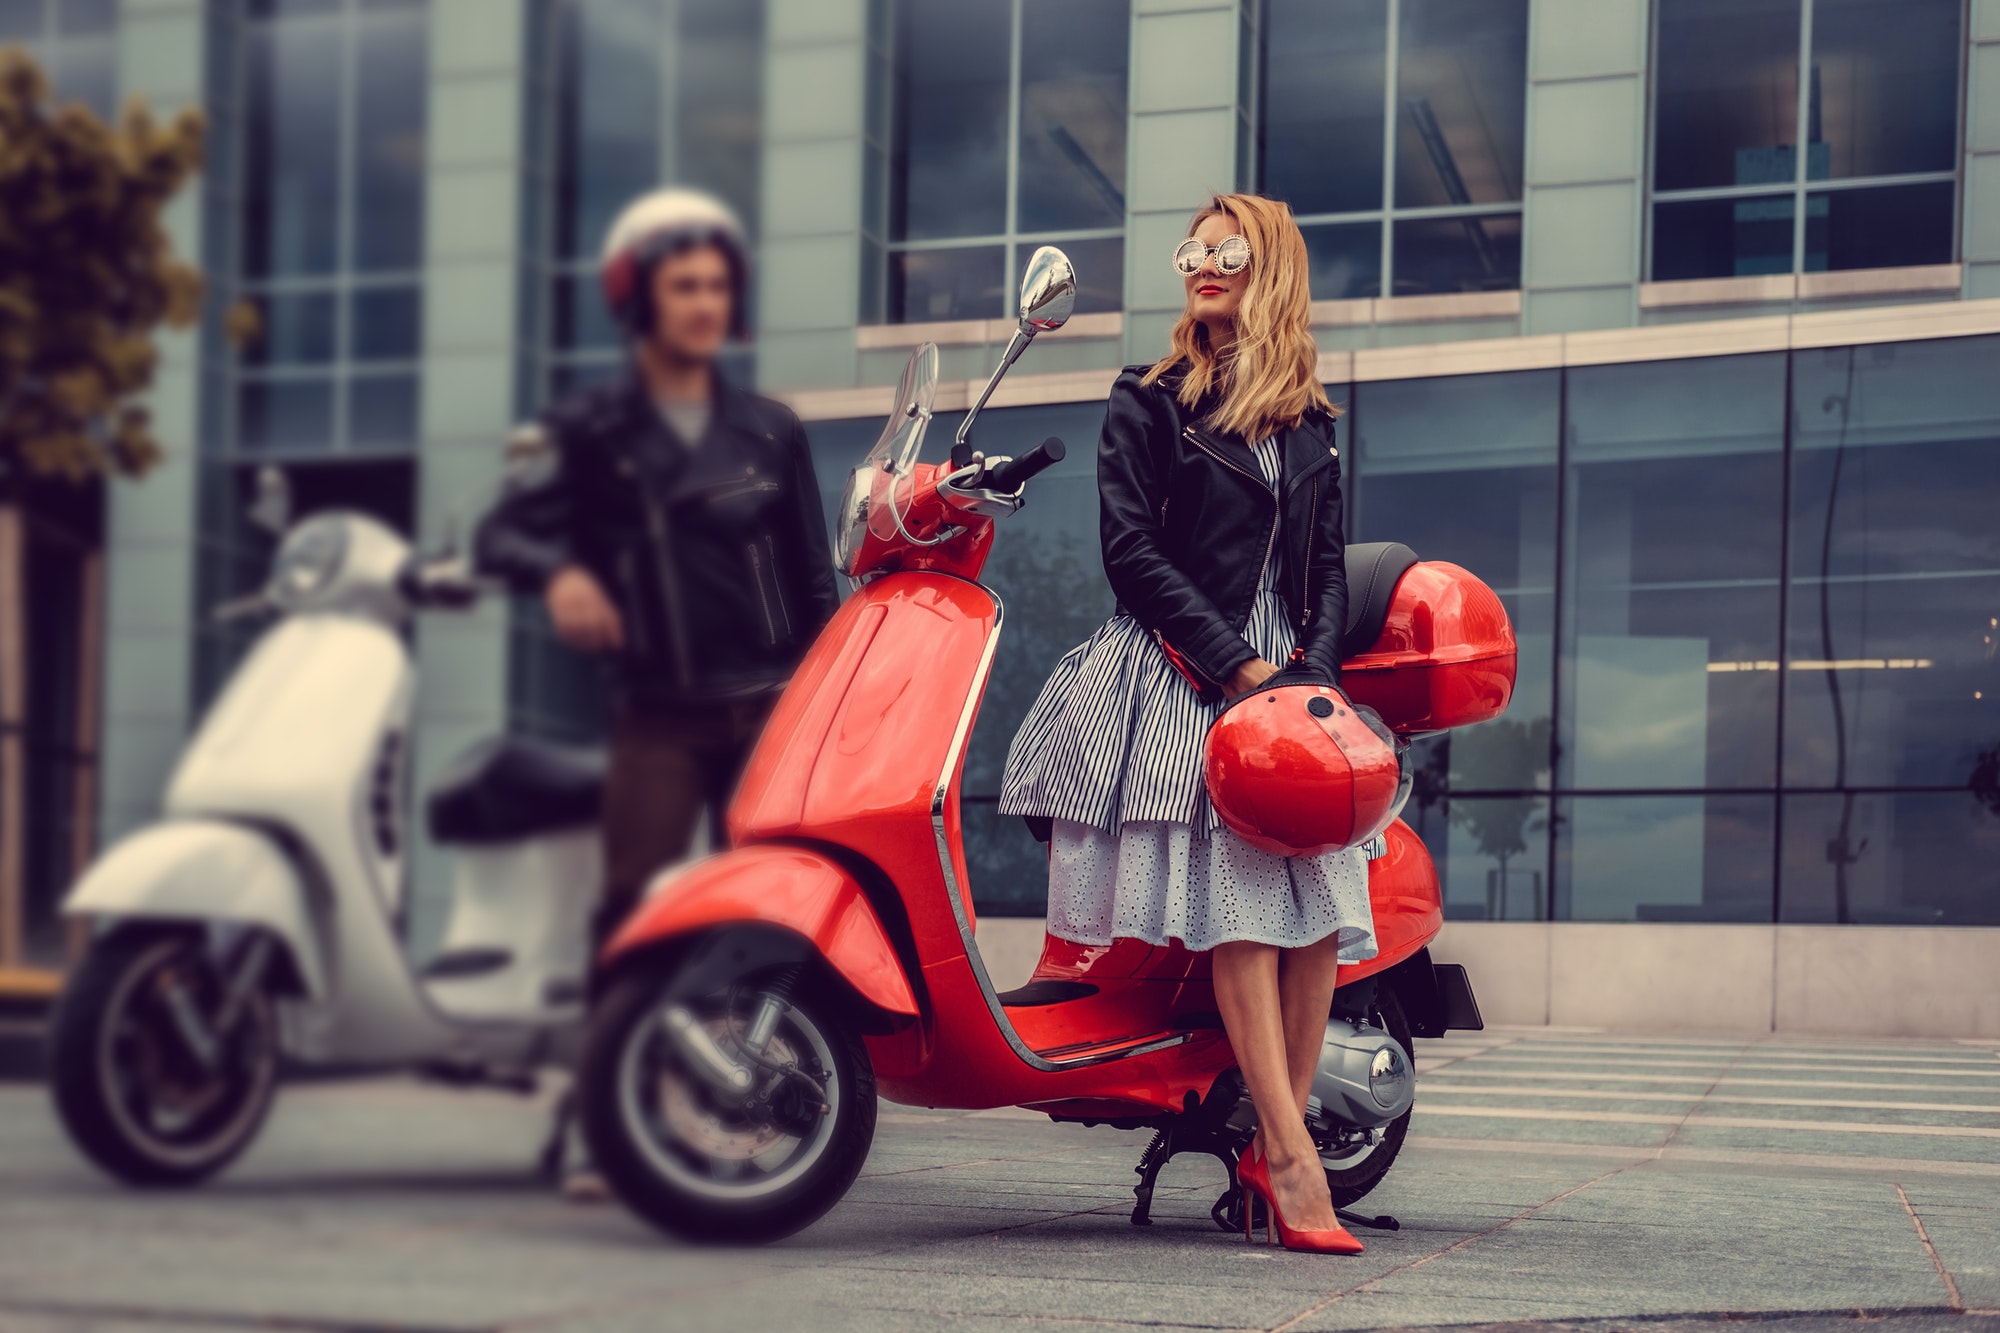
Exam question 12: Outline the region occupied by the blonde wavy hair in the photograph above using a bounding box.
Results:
[1143,193,1334,442]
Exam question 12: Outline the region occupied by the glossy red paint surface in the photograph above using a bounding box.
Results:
[837,463,997,582]
[604,845,918,1017]
[1205,684,1402,855]
[1342,560,1517,733]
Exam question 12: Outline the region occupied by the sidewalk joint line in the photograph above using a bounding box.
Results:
[1894,1181,1964,1312]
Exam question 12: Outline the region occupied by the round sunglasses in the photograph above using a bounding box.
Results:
[1173,234,1253,277]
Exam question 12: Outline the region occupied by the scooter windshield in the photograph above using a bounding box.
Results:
[836,343,939,573]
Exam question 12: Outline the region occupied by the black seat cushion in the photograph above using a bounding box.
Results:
[1340,541,1420,659]
[426,736,606,844]
[998,979,1098,1007]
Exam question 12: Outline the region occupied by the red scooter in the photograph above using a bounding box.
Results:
[577,248,1514,1243]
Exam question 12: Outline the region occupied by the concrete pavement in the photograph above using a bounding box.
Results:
[0,1029,1995,1333]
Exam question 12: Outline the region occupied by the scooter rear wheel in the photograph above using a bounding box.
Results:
[580,961,876,1244]
[1322,985,1413,1207]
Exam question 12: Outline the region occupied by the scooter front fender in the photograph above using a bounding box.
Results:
[603,845,919,1020]
[63,819,326,998]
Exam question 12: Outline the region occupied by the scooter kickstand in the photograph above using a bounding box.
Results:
[1336,1207,1399,1231]
[1130,1125,1175,1226]
[538,1087,575,1184]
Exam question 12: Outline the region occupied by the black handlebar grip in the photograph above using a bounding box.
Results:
[982,436,1067,492]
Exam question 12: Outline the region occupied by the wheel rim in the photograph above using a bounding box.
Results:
[94,936,278,1171]
[616,986,842,1203]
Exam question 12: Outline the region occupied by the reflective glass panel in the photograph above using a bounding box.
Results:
[552,271,622,352]
[887,245,1005,322]
[1390,212,1520,295]
[1258,0,1386,217]
[962,800,1054,914]
[348,285,422,361]
[674,0,763,234]
[0,3,40,40]
[50,36,114,119]
[1785,339,2000,789]
[1782,791,2000,925]
[238,378,336,452]
[240,291,338,366]
[244,14,342,277]
[1015,0,1129,233]
[1811,0,1959,179]
[1405,793,1550,921]
[56,0,111,34]
[348,374,420,449]
[891,0,1010,241]
[1394,0,1527,209]
[1351,370,1559,795]
[551,358,621,400]
[1300,221,1381,301]
[1556,794,1775,922]
[1651,194,1796,281]
[1561,354,1787,791]
[352,6,429,271]
[555,0,663,260]
[1654,0,1800,192]
[1804,181,1956,272]
[1015,237,1123,315]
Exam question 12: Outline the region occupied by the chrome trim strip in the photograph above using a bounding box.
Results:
[930,582,1201,1074]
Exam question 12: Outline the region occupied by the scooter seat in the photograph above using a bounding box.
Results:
[426,736,606,844]
[1340,542,1420,659]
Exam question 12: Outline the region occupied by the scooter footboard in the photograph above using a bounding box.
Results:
[603,845,920,1023]
[63,819,326,998]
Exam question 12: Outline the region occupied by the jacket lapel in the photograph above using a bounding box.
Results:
[1280,414,1338,498]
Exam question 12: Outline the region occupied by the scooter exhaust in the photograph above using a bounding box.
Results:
[1307,1018,1414,1129]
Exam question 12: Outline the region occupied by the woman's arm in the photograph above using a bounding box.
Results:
[1292,440,1350,682]
[1097,371,1259,692]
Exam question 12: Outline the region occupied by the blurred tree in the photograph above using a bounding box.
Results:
[1444,717,1551,919]
[0,47,208,482]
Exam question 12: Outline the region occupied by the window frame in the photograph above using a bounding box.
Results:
[1642,0,1970,282]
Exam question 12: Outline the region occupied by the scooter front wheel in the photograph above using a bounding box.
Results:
[579,961,876,1243]
[49,927,281,1186]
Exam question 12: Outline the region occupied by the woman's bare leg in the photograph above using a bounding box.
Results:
[1213,940,1337,1231]
[1276,933,1344,1115]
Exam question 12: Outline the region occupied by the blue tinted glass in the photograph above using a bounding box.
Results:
[962,799,1053,915]
[348,286,422,361]
[1351,370,1559,794]
[1015,237,1122,315]
[0,3,41,40]
[891,0,1010,241]
[51,35,115,121]
[1785,339,2000,789]
[1782,791,2000,925]
[674,0,762,234]
[242,291,338,366]
[56,0,111,34]
[1300,221,1381,301]
[1651,194,1796,281]
[1804,181,1956,272]
[348,374,419,449]
[553,271,621,352]
[1391,212,1520,295]
[1259,0,1386,216]
[1654,0,1800,192]
[239,378,336,452]
[1561,355,1787,791]
[352,7,427,271]
[1556,795,1774,922]
[888,245,1004,322]
[1811,0,1960,179]
[244,16,342,277]
[555,0,664,259]
[1015,0,1129,232]
[1407,793,1549,920]
[1394,0,1527,209]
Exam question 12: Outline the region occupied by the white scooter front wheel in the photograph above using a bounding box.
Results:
[49,928,281,1186]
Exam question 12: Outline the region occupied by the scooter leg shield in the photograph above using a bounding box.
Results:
[600,845,919,1022]
[62,820,325,998]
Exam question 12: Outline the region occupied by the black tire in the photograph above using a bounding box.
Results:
[49,928,280,1187]
[1323,984,1413,1208]
[579,962,876,1244]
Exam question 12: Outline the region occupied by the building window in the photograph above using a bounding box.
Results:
[875,0,1129,324]
[234,0,428,455]
[1649,0,1962,281]
[1257,0,1527,300]
[0,0,115,118]
[539,0,763,398]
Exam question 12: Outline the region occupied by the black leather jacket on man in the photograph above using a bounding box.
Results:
[475,369,841,704]
[1099,363,1349,700]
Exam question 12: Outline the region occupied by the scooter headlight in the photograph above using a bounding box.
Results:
[268,515,350,610]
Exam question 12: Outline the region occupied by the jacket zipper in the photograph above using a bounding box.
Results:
[1299,477,1319,633]
[1184,425,1281,625]
[765,533,793,638]
[701,477,781,504]
[639,487,699,685]
[618,549,652,657]
[746,540,779,646]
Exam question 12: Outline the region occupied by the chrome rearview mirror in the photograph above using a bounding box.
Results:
[953,245,1076,465]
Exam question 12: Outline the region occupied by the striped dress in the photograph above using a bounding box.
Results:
[997,436,1376,958]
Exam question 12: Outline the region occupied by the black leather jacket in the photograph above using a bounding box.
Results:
[474,369,841,704]
[1099,364,1348,700]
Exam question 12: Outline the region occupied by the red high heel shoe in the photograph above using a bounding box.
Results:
[1236,1139,1365,1255]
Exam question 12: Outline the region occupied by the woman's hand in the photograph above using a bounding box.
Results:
[1225,657,1281,700]
[546,564,625,653]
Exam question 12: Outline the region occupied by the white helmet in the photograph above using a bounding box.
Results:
[598,187,750,338]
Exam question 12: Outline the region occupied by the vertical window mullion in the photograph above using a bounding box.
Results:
[1002,0,1025,314]
[1791,0,1814,274]
[1380,0,1399,295]
[659,0,680,189]
[334,1,359,453]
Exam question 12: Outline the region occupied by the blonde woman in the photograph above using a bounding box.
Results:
[999,194,1372,1254]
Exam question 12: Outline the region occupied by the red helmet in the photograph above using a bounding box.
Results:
[1204,684,1402,857]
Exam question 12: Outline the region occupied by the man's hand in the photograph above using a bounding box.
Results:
[546,565,625,653]
[1225,657,1281,700]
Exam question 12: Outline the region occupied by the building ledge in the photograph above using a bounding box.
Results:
[1640,264,1962,309]
[779,366,1122,423]
[1314,290,1522,327]
[856,311,1123,350]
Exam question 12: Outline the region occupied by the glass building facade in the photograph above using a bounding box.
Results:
[7,0,1999,984]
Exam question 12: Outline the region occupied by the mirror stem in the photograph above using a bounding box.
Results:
[953,327,1035,467]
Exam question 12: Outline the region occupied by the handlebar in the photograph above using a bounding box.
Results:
[977,436,1066,492]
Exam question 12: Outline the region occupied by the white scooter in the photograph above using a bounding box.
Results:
[51,496,604,1185]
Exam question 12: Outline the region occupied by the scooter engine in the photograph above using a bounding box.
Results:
[1305,1017,1414,1132]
